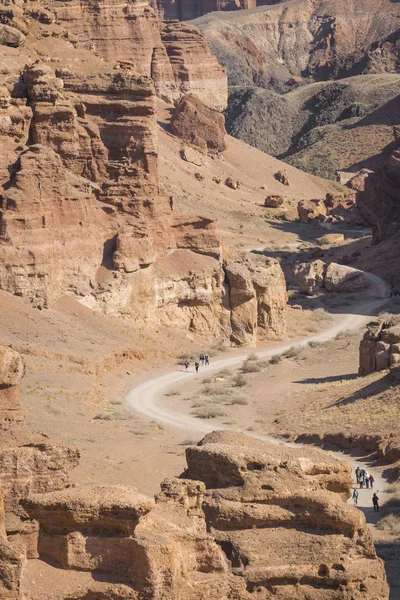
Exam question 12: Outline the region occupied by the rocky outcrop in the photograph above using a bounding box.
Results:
[0,347,25,433]
[293,260,390,298]
[0,344,79,573]
[52,1,227,111]
[0,0,285,345]
[293,260,325,296]
[359,317,400,376]
[184,431,389,600]
[14,429,389,600]
[225,255,287,346]
[22,479,246,600]
[160,22,228,112]
[170,94,227,155]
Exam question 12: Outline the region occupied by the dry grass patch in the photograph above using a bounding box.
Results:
[193,407,226,419]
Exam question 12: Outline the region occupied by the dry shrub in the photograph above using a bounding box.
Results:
[270,355,282,365]
[193,407,226,419]
[230,395,249,405]
[377,514,400,535]
[242,361,261,373]
[233,374,247,387]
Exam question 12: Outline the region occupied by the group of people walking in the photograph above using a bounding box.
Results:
[184,353,210,374]
[352,467,380,512]
[355,466,374,489]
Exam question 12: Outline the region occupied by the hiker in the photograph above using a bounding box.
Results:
[372,493,379,512]
[205,354,209,366]
[352,488,359,506]
[369,474,374,488]
[184,360,189,372]
[195,361,200,373]
[359,469,365,489]
[365,470,370,489]
[355,466,361,484]
[199,353,204,366]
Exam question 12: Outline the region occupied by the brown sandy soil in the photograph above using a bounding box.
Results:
[157,102,343,251]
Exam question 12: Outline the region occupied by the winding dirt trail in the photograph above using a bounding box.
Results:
[125,298,389,515]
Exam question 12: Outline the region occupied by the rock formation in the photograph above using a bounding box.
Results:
[0,347,390,598]
[0,0,286,345]
[293,261,390,298]
[170,94,227,155]
[184,431,389,600]
[225,254,287,346]
[359,317,400,377]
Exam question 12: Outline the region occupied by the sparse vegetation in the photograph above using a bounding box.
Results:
[242,361,261,373]
[282,346,300,359]
[230,395,249,405]
[193,407,226,419]
[233,373,247,387]
[377,514,400,535]
[270,355,282,365]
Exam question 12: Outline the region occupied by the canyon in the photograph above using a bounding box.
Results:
[0,0,399,598]
[0,346,390,599]
[191,0,400,178]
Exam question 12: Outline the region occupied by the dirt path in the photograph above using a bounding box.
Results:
[125,298,389,515]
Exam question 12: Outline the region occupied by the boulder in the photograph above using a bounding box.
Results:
[170,94,227,155]
[274,171,289,186]
[264,194,284,208]
[224,176,240,190]
[359,317,400,377]
[0,24,24,47]
[180,146,204,167]
[297,198,327,222]
[324,263,390,297]
[316,233,344,246]
[293,260,325,295]
[225,255,287,346]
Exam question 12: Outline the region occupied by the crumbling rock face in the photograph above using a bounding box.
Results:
[225,255,287,346]
[52,0,227,111]
[184,431,389,600]
[170,94,227,155]
[359,317,400,376]
[0,347,25,433]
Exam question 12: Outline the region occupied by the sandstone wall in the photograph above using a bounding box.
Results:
[18,431,389,600]
[52,0,227,111]
[0,0,286,346]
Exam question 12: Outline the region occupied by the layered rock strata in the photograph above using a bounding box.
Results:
[0,349,389,599]
[359,317,400,376]
[0,0,284,344]
[52,0,227,111]
[0,345,79,573]
[18,431,389,599]
[183,431,389,600]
